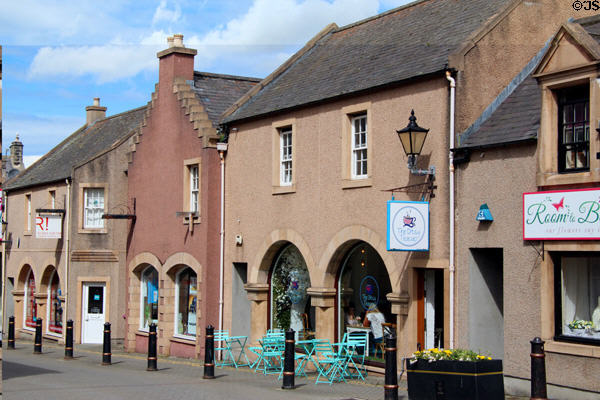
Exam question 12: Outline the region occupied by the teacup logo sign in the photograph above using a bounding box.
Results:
[387,201,429,251]
[523,188,600,240]
[360,276,380,310]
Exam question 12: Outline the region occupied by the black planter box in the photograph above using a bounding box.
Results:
[406,358,504,400]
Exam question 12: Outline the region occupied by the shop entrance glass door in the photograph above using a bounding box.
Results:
[417,269,444,350]
[82,283,106,343]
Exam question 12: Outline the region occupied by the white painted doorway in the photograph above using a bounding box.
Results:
[82,283,106,344]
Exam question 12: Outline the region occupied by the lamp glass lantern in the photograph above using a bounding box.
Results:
[396,109,429,170]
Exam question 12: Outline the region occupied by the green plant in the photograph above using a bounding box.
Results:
[409,348,492,363]
[568,319,592,329]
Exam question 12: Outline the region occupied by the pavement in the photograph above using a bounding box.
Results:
[2,339,529,400]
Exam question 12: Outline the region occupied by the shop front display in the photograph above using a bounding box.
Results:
[338,242,392,361]
[141,267,159,330]
[270,244,313,336]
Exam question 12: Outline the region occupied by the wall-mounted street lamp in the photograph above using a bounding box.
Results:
[396,110,435,176]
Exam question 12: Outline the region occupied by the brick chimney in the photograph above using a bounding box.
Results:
[86,97,107,125]
[157,34,197,91]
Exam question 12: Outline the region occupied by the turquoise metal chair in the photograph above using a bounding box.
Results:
[342,331,368,380]
[249,335,285,374]
[214,330,235,367]
[314,340,349,384]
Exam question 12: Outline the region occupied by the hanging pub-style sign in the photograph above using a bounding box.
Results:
[387,200,429,251]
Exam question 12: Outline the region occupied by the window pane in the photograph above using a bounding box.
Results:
[48,273,62,334]
[141,268,159,330]
[26,272,37,328]
[558,86,589,172]
[84,188,104,228]
[560,256,600,341]
[563,104,573,124]
[177,268,197,336]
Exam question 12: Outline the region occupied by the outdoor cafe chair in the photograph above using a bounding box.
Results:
[314,340,351,385]
[341,331,368,380]
[214,329,236,368]
[249,334,285,374]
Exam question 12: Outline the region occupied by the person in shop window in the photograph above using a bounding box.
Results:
[363,303,385,355]
[345,304,361,327]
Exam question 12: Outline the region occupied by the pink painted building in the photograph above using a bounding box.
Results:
[124,35,258,358]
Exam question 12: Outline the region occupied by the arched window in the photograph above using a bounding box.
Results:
[25,269,37,329]
[175,267,197,337]
[47,270,63,334]
[270,244,313,336]
[338,242,392,361]
[140,267,159,331]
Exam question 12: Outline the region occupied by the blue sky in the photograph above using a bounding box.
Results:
[2,0,412,165]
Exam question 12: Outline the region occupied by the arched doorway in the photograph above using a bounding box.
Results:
[338,242,392,361]
[47,270,63,335]
[269,244,313,337]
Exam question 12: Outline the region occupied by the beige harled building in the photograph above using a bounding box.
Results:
[218,0,598,394]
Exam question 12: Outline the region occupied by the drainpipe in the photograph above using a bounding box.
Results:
[65,178,72,341]
[446,71,456,350]
[2,191,8,336]
[216,143,227,335]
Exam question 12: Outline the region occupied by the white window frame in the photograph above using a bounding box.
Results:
[174,267,197,339]
[140,266,159,332]
[189,165,199,213]
[83,188,105,229]
[50,190,56,208]
[351,114,368,179]
[280,128,293,186]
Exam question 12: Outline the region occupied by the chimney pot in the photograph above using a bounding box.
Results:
[167,36,174,48]
[173,34,184,47]
[93,97,100,106]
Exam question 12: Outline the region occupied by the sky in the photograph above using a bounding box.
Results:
[2,0,413,166]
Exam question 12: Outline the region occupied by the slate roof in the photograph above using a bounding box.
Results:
[577,14,600,44]
[4,106,146,191]
[192,72,260,127]
[459,75,540,148]
[224,0,511,123]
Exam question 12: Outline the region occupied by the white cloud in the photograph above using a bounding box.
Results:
[3,113,84,156]
[23,0,394,82]
[23,155,43,169]
[28,43,160,83]
[152,0,182,25]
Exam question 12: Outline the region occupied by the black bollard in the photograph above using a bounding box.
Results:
[530,337,547,400]
[384,334,398,400]
[203,325,215,379]
[8,316,15,349]
[64,320,74,359]
[147,323,158,371]
[34,318,43,354]
[282,329,295,390]
[102,322,112,365]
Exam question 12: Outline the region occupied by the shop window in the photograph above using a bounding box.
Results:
[270,244,314,338]
[338,243,392,362]
[558,85,589,173]
[25,269,37,329]
[555,254,600,344]
[140,267,159,331]
[175,267,197,337]
[47,270,63,334]
[83,188,105,229]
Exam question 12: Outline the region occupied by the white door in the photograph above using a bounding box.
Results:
[82,283,106,344]
[424,270,435,349]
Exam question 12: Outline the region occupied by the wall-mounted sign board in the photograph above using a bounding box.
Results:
[35,214,62,239]
[387,200,429,251]
[523,188,600,240]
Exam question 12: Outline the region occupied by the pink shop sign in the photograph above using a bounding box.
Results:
[523,188,600,240]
